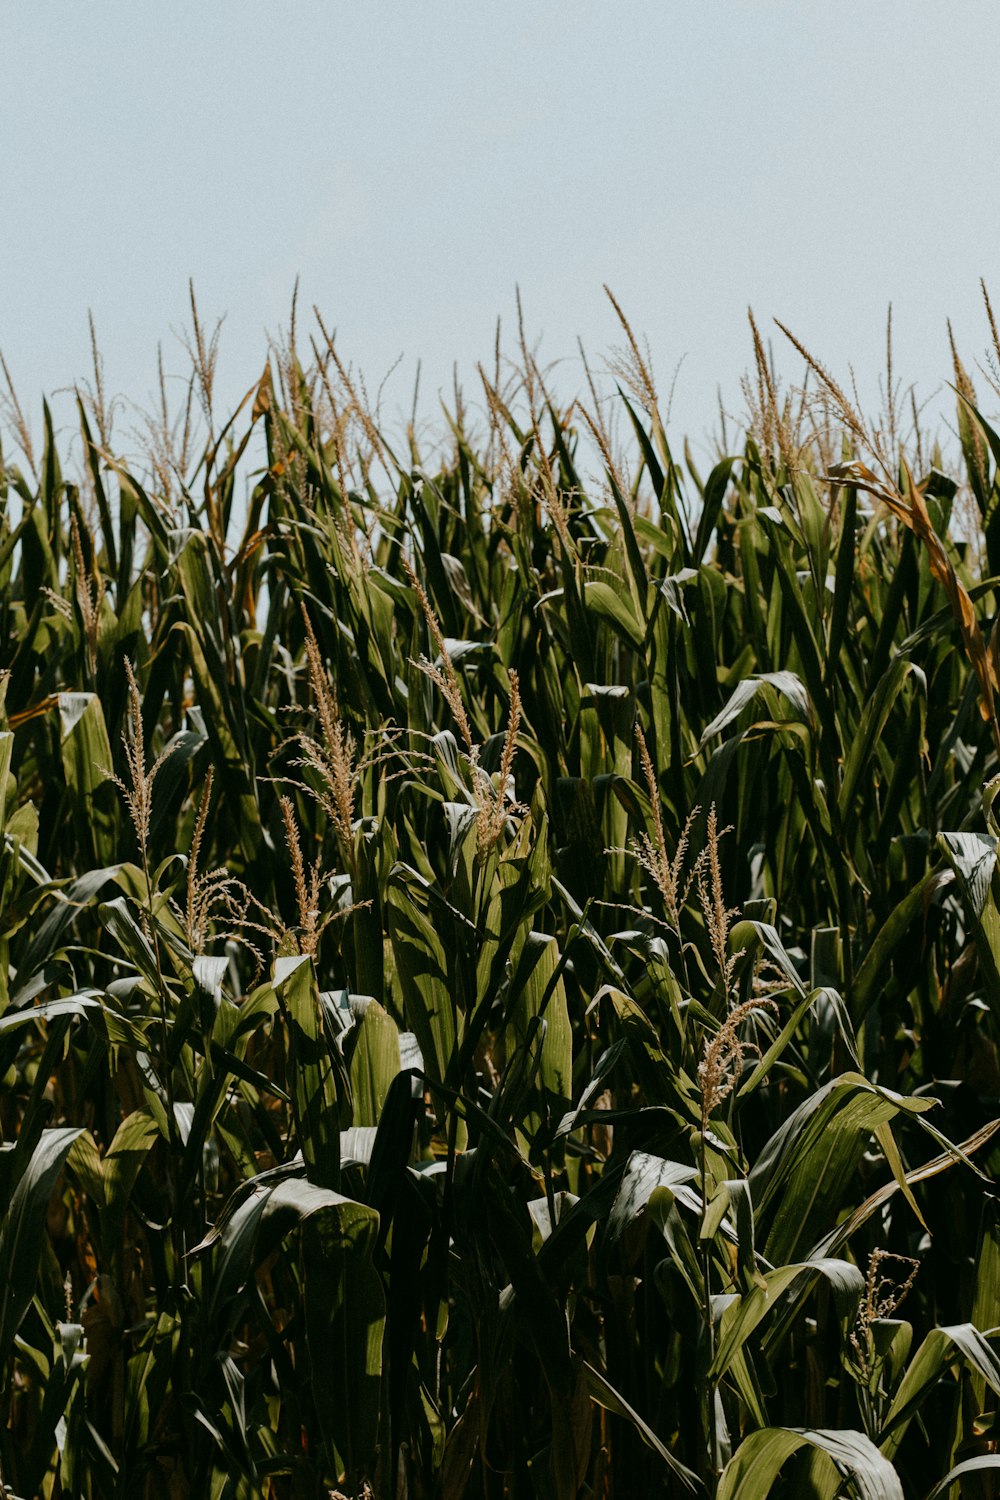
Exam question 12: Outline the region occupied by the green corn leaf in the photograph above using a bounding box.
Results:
[717,1426,903,1500]
[102,1109,160,1243]
[750,1074,936,1263]
[0,1126,84,1366]
[923,1456,1000,1500]
[582,580,644,649]
[388,872,459,1087]
[710,1257,863,1379]
[583,1361,701,1491]
[273,955,346,1189]
[347,999,402,1127]
[699,670,810,747]
[880,1324,1000,1459]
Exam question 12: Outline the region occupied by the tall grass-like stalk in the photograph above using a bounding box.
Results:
[0,299,997,1497]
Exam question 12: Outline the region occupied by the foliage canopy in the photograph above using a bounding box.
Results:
[0,296,998,1497]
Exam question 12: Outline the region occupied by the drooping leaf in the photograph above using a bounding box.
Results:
[717,1426,903,1500]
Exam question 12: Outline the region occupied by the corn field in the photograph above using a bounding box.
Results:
[0,291,999,1498]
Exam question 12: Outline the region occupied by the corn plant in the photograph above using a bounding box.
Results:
[0,290,997,1497]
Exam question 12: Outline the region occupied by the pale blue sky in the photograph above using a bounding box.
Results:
[3,1,1000,457]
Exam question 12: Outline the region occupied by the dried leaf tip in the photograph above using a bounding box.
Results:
[630,725,698,933]
[405,554,475,755]
[849,1250,919,1381]
[698,996,778,1131]
[171,768,235,955]
[476,671,524,857]
[696,805,740,984]
[299,608,357,869]
[108,660,174,863]
[71,513,104,675]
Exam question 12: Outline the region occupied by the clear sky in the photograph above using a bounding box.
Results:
[3,1,1000,459]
